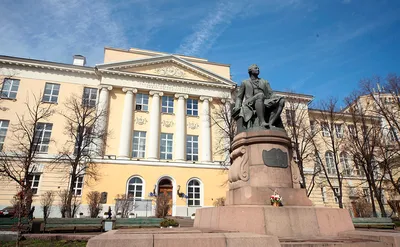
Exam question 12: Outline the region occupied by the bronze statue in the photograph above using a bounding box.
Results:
[232,64,285,132]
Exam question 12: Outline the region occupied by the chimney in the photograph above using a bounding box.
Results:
[73,55,86,66]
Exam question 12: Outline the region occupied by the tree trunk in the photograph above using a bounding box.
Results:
[368,185,377,217]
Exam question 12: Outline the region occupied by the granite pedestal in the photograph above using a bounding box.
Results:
[195,130,355,238]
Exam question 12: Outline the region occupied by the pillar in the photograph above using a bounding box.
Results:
[95,85,112,155]
[147,91,164,159]
[174,94,188,161]
[200,96,212,162]
[118,87,137,158]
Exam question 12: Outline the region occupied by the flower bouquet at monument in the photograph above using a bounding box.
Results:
[270,191,282,207]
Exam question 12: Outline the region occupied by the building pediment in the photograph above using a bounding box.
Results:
[96,55,235,87]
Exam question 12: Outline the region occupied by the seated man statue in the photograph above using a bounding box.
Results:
[232,64,285,132]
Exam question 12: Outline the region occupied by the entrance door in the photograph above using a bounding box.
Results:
[158,178,173,216]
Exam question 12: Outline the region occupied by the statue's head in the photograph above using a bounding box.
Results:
[248,64,260,76]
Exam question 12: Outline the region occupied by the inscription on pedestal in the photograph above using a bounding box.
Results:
[262,148,288,168]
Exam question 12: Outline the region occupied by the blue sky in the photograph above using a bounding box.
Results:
[0,0,399,104]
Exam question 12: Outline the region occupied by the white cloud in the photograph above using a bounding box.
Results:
[176,0,246,56]
[0,0,167,65]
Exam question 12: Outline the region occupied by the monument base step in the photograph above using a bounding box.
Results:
[86,229,281,247]
[86,228,399,247]
[194,205,354,238]
[280,240,386,247]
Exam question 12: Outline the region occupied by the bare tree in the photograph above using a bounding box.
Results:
[283,94,319,195]
[0,93,55,216]
[40,191,55,224]
[211,97,236,168]
[86,191,103,218]
[310,98,346,208]
[58,189,81,218]
[344,91,387,217]
[58,93,107,218]
[114,194,136,218]
[361,75,400,197]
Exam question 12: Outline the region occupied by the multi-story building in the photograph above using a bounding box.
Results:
[0,47,236,217]
[0,46,395,218]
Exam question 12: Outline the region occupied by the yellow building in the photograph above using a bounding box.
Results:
[0,47,236,217]
[0,46,393,218]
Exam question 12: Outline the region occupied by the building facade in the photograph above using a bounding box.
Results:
[0,47,395,218]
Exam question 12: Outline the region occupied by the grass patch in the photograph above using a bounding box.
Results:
[0,239,87,247]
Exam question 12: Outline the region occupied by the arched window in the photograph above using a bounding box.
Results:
[340,152,351,176]
[127,176,143,200]
[325,151,336,175]
[187,179,201,206]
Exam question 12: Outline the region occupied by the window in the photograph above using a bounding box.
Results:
[285,109,295,126]
[335,124,343,138]
[132,131,146,158]
[1,78,20,99]
[42,83,60,103]
[74,126,91,155]
[162,96,174,113]
[314,151,321,172]
[186,135,199,161]
[160,133,173,160]
[321,122,330,137]
[34,123,53,153]
[321,187,326,203]
[136,93,149,111]
[27,174,41,195]
[73,176,84,196]
[380,189,386,204]
[348,125,355,136]
[187,99,198,116]
[0,120,9,151]
[363,188,370,203]
[187,179,201,206]
[340,152,351,176]
[82,87,97,107]
[388,127,397,142]
[325,151,336,175]
[353,162,365,176]
[310,120,317,134]
[372,158,379,179]
[127,177,143,200]
[333,187,339,204]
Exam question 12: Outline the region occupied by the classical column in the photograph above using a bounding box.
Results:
[147,91,164,160]
[118,87,138,158]
[175,94,188,161]
[95,85,113,155]
[200,96,213,162]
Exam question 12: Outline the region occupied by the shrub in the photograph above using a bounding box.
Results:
[40,191,55,223]
[160,218,179,227]
[114,194,137,218]
[86,191,103,218]
[213,197,225,207]
[155,193,170,218]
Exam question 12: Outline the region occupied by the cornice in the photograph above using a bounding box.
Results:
[98,68,234,89]
[0,55,95,75]
[97,55,236,87]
